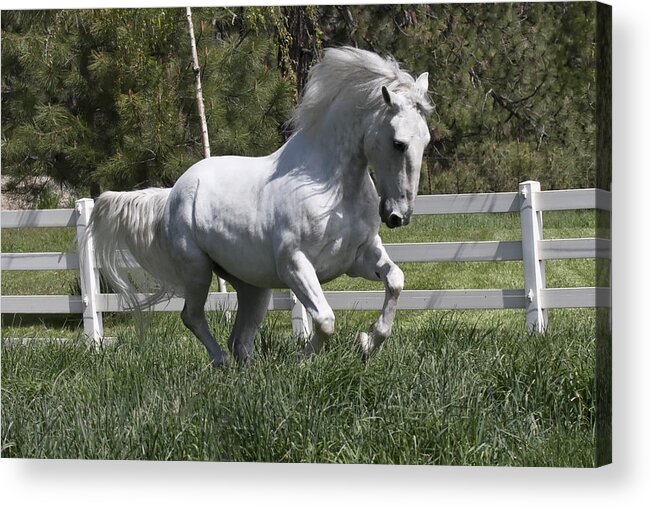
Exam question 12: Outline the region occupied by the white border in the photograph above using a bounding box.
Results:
[2,1,649,506]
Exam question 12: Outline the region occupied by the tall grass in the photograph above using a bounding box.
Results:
[2,309,599,465]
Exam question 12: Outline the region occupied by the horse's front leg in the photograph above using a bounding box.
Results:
[278,250,336,357]
[348,235,404,359]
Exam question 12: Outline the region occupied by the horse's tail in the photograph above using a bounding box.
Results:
[83,188,181,310]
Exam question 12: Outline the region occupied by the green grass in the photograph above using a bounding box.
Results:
[1,210,608,465]
[1,310,598,465]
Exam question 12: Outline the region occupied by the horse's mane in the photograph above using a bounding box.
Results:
[291,46,433,132]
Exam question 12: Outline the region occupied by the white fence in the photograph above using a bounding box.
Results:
[1,181,611,345]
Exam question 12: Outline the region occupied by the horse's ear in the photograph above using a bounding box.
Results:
[415,72,429,95]
[381,86,393,106]
[381,86,406,109]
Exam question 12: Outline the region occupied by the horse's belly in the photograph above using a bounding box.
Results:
[215,232,360,287]
[308,237,361,283]
[209,233,360,288]
[206,238,285,288]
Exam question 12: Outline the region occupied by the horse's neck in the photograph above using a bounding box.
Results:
[292,116,369,187]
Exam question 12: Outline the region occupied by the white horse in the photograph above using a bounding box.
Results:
[88,47,432,366]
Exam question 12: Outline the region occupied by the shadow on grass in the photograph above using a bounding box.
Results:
[1,312,137,340]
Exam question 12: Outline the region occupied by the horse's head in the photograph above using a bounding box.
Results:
[365,73,431,228]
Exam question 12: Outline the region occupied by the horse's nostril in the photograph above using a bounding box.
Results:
[387,213,403,228]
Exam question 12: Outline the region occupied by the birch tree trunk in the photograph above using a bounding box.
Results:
[186,7,227,294]
[186,7,211,158]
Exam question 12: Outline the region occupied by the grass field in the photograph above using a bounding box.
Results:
[1,210,608,465]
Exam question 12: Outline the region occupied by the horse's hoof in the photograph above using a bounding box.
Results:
[210,355,231,369]
[356,331,372,361]
[301,344,317,358]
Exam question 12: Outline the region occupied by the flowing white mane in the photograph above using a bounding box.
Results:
[291,46,433,132]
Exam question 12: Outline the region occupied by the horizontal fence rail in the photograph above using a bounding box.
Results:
[412,187,611,215]
[384,238,611,263]
[536,188,612,211]
[1,252,80,271]
[413,191,520,215]
[0,237,611,272]
[1,181,611,345]
[1,208,77,228]
[1,295,85,314]
[0,287,612,316]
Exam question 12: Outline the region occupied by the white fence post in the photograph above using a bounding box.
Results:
[519,180,547,332]
[75,198,104,346]
[290,290,312,340]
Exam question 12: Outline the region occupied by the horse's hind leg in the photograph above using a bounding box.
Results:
[226,278,271,364]
[179,260,230,367]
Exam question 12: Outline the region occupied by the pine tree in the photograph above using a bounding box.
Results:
[2,5,601,197]
[2,8,294,195]
[316,3,600,193]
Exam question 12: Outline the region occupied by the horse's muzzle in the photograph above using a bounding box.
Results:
[380,205,411,228]
[379,198,412,228]
[385,212,406,228]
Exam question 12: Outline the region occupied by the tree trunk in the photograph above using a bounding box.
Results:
[277,6,319,141]
[186,7,211,159]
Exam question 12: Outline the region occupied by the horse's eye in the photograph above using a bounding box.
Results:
[393,140,407,153]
